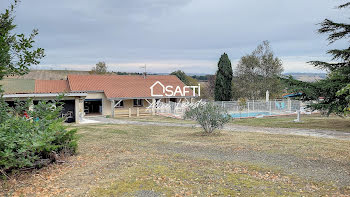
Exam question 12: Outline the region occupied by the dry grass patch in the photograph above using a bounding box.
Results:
[1,124,350,196]
[115,115,196,124]
[230,114,350,132]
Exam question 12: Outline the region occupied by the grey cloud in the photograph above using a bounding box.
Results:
[1,0,347,73]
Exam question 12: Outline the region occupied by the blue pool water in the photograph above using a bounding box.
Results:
[230,112,274,118]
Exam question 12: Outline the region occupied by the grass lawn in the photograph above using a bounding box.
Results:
[1,124,350,196]
[230,113,350,132]
[115,115,196,124]
[115,114,350,133]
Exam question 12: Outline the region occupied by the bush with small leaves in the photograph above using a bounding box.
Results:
[184,102,231,134]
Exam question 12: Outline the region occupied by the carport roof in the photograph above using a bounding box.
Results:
[1,79,71,95]
[0,79,35,94]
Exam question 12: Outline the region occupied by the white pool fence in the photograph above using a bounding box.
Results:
[148,99,310,118]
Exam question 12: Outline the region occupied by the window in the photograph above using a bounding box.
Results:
[115,100,124,108]
[133,99,143,107]
[170,98,177,103]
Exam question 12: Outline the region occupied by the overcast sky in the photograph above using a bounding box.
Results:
[1,0,348,74]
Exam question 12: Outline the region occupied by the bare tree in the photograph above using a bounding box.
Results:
[233,41,283,100]
[90,61,108,74]
[200,75,216,100]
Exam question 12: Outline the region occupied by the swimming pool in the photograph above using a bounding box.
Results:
[230,112,274,118]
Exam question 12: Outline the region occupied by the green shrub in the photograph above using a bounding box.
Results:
[0,97,77,175]
[184,102,231,134]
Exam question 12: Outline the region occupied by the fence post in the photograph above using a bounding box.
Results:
[294,110,301,122]
[269,101,272,115]
[137,107,140,117]
[288,98,292,112]
[247,102,250,116]
[128,108,131,117]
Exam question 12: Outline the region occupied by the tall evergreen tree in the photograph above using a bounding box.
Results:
[214,53,233,101]
[337,84,350,115]
[282,2,350,115]
[308,3,350,71]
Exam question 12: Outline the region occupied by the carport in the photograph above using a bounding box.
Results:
[3,93,87,123]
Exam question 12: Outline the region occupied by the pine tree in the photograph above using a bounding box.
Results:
[282,2,350,115]
[337,84,350,115]
[308,3,350,71]
[214,53,233,101]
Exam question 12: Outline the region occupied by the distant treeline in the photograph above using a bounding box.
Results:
[191,75,210,81]
[283,73,327,78]
[112,71,157,76]
[190,73,327,82]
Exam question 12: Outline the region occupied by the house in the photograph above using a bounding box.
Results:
[0,74,197,123]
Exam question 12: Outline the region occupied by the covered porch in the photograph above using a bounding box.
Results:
[109,97,195,118]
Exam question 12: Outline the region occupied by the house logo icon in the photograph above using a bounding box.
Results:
[150,81,201,97]
[150,81,165,97]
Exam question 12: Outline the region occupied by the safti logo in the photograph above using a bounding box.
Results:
[150,81,200,97]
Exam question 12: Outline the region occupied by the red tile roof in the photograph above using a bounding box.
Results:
[35,80,70,93]
[67,75,196,99]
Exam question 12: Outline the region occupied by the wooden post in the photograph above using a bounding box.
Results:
[128,108,131,117]
[137,107,140,117]
[152,98,156,116]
